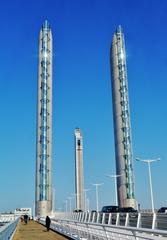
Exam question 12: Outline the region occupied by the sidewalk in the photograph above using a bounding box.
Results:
[13,220,67,240]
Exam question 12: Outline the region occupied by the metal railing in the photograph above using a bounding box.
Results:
[0,217,19,240]
[0,214,16,223]
[39,212,167,239]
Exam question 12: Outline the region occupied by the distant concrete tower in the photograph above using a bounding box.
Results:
[110,26,136,208]
[35,20,53,217]
[75,128,84,210]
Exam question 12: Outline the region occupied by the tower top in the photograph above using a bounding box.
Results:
[42,20,50,30]
[75,127,80,132]
[75,128,82,137]
[116,25,123,34]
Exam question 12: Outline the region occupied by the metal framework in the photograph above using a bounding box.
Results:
[35,20,53,217]
[75,128,84,211]
[39,212,167,239]
[110,26,135,208]
[0,218,19,240]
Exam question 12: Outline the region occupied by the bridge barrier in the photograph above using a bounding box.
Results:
[0,217,19,240]
[0,214,16,223]
[38,212,167,239]
[52,212,167,231]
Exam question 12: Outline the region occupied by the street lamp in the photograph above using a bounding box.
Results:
[68,197,72,212]
[83,189,90,211]
[87,198,90,212]
[64,200,68,212]
[70,196,75,211]
[92,183,104,212]
[136,157,160,213]
[106,174,123,206]
[72,193,80,209]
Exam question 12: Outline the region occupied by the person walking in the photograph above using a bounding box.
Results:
[45,216,51,231]
[24,214,28,224]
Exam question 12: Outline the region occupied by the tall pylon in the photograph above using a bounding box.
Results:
[110,26,136,208]
[74,128,85,210]
[35,20,53,217]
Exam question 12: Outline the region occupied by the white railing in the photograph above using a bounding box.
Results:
[0,217,19,240]
[0,214,16,223]
[53,212,167,231]
[38,212,167,239]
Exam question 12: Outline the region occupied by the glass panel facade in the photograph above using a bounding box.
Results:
[115,27,135,199]
[38,24,51,201]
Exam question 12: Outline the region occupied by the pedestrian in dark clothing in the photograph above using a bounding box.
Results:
[24,214,28,224]
[45,216,51,231]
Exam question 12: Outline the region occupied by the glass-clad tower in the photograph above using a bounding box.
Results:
[110,26,136,208]
[75,128,84,210]
[35,20,53,217]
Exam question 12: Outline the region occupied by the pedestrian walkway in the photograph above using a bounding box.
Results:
[13,220,68,240]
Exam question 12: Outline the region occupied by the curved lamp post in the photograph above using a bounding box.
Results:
[92,183,104,212]
[106,174,123,206]
[136,157,160,213]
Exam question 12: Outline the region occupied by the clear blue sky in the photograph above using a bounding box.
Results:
[0,0,167,212]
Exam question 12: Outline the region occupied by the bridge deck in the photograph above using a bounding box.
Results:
[13,220,67,240]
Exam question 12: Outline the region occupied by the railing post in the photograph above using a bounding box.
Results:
[83,212,86,222]
[102,213,105,224]
[81,212,84,222]
[96,212,100,223]
[137,213,141,228]
[116,213,120,226]
[108,213,112,225]
[92,212,95,223]
[81,212,85,222]
[88,212,91,223]
[79,212,82,222]
[125,213,129,227]
[84,212,88,222]
[152,212,157,230]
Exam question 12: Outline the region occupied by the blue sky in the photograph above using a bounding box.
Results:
[0,0,167,212]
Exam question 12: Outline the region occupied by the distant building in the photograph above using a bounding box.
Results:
[75,128,84,210]
[14,208,32,219]
[0,208,32,222]
[110,26,136,208]
[35,20,53,217]
[0,213,15,222]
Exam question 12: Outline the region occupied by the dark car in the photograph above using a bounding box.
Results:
[73,209,83,213]
[101,205,119,213]
[119,207,138,213]
[157,207,167,213]
[91,210,97,213]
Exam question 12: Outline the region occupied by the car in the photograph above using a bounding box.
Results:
[91,210,97,213]
[101,205,119,213]
[119,207,138,213]
[73,209,83,213]
[157,207,167,213]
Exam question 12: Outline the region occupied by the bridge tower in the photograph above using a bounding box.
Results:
[75,128,85,211]
[110,26,136,208]
[35,20,53,217]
